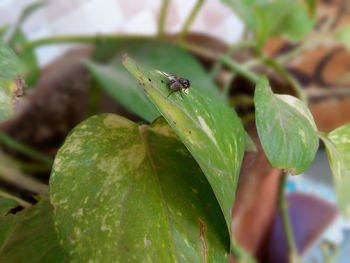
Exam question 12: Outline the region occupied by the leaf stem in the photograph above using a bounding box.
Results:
[222,72,235,97]
[262,57,308,104]
[210,40,254,78]
[278,171,299,263]
[2,151,51,173]
[20,34,156,53]
[220,55,259,83]
[158,0,170,37]
[20,34,220,61]
[0,132,53,165]
[178,0,205,42]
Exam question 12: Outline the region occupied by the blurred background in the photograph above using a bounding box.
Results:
[0,1,350,263]
[0,0,244,65]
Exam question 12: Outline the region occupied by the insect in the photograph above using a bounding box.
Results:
[158,71,190,98]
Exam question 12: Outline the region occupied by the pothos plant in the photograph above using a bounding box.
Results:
[0,0,350,263]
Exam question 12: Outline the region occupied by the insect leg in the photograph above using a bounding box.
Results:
[167,90,176,98]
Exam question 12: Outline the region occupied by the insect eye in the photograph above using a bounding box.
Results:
[180,78,190,87]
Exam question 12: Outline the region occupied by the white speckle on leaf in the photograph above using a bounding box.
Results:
[198,116,218,147]
[298,128,307,145]
[104,114,133,129]
[74,227,81,236]
[144,237,151,248]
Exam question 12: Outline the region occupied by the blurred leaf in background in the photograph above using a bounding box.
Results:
[221,0,315,48]
[1,1,45,87]
[321,124,350,219]
[8,30,39,87]
[83,41,222,122]
[0,42,24,121]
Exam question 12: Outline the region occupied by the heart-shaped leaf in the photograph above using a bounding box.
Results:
[122,55,245,235]
[0,198,66,263]
[50,114,230,263]
[254,76,318,174]
[320,123,350,218]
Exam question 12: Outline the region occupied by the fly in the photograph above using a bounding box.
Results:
[158,71,190,98]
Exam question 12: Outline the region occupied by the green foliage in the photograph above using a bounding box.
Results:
[123,56,245,235]
[221,0,315,48]
[254,77,319,174]
[50,114,230,263]
[83,41,222,122]
[8,30,39,87]
[4,1,350,262]
[321,124,350,218]
[0,198,66,263]
[1,1,45,87]
[0,43,23,121]
[300,0,317,18]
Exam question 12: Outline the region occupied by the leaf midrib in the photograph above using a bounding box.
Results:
[138,125,180,263]
[270,93,288,168]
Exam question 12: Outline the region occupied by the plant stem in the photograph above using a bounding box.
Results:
[20,34,220,61]
[262,57,308,104]
[0,189,31,207]
[210,40,254,78]
[0,132,53,165]
[278,171,299,263]
[178,0,205,42]
[222,72,235,97]
[158,0,170,37]
[178,40,219,60]
[2,152,51,173]
[20,34,156,53]
[220,55,259,83]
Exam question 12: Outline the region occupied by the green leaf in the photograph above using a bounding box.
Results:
[83,58,158,122]
[261,0,314,41]
[0,198,19,215]
[83,41,222,122]
[0,42,24,121]
[0,198,66,263]
[50,114,230,263]
[220,0,268,30]
[253,6,269,49]
[299,0,316,18]
[122,56,245,235]
[254,76,318,174]
[9,29,39,86]
[335,23,350,50]
[321,124,350,218]
[221,0,314,45]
